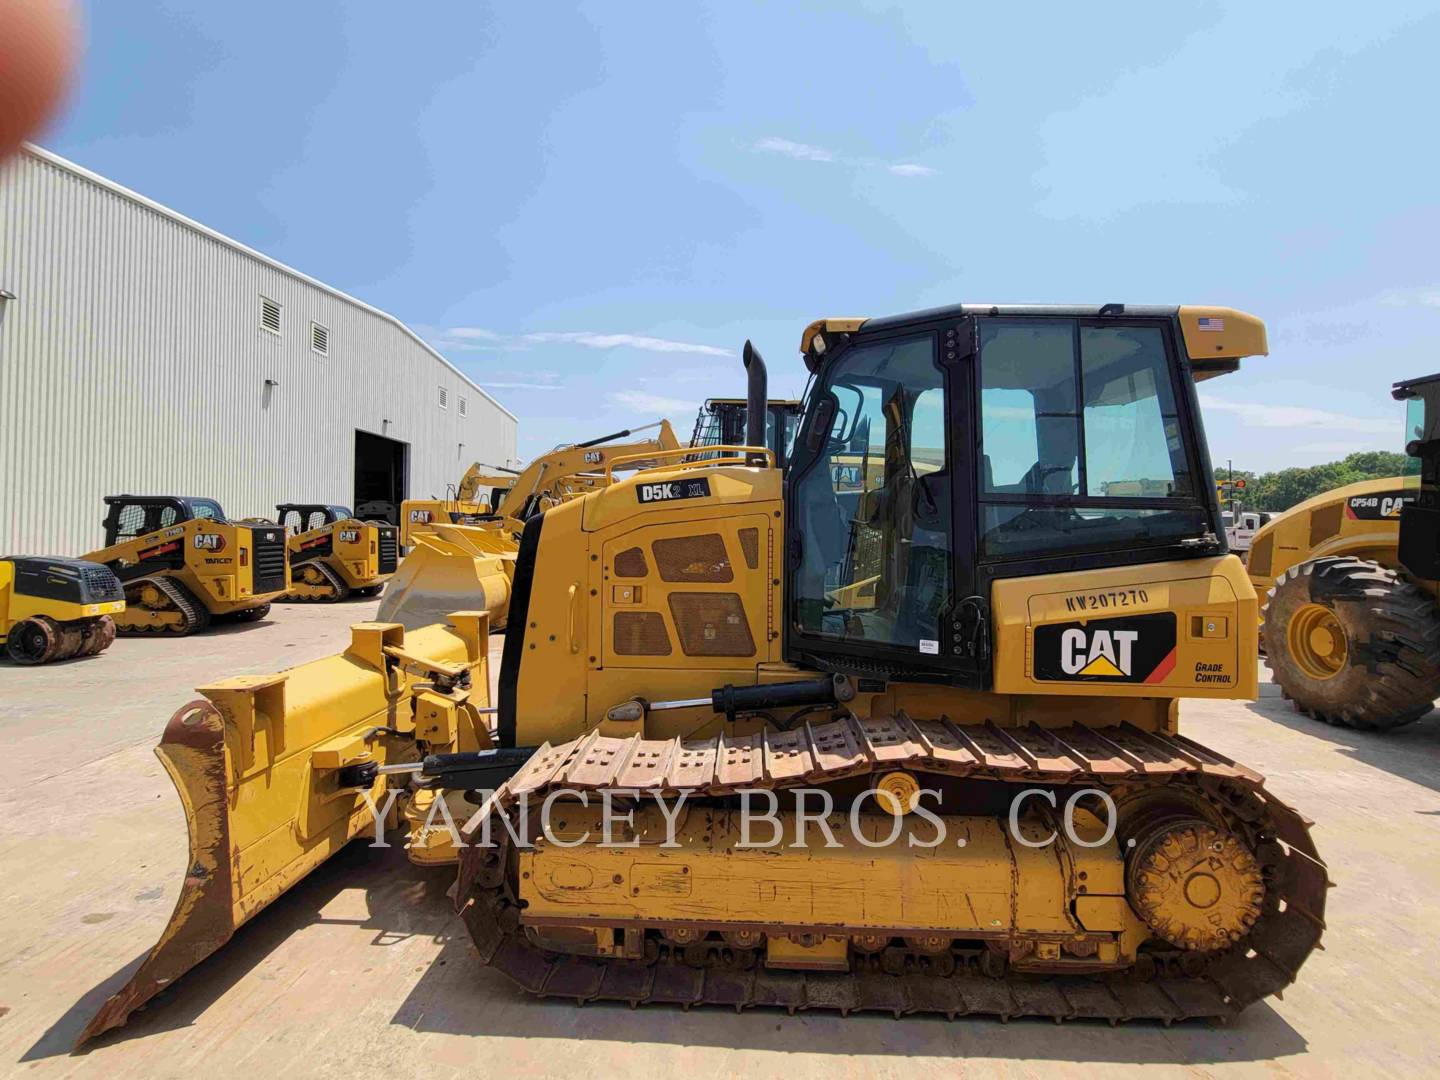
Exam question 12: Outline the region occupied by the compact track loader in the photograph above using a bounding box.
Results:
[1249,373,1440,730]
[0,556,124,663]
[83,496,290,634]
[380,422,684,631]
[82,304,1327,1045]
[273,503,399,602]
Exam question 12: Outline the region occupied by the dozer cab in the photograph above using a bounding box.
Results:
[274,503,399,602]
[1250,373,1440,730]
[0,556,124,663]
[84,496,290,634]
[83,304,1327,1044]
[689,397,803,468]
[380,421,685,632]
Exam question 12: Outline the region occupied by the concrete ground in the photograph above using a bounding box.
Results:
[1,601,1438,1079]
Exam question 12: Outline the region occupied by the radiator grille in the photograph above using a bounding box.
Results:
[612,611,672,655]
[668,592,755,656]
[653,534,732,583]
[614,547,648,578]
[377,527,399,573]
[81,564,124,602]
[738,527,760,570]
[250,527,288,593]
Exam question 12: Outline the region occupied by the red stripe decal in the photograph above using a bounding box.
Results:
[1143,647,1178,684]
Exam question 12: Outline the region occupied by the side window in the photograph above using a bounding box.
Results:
[307,511,328,531]
[191,503,217,522]
[116,504,146,538]
[158,506,178,528]
[979,322,1077,494]
[280,510,302,533]
[977,319,1206,558]
[1080,325,1190,497]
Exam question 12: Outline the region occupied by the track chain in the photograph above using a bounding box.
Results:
[284,558,350,602]
[456,717,1330,1024]
[117,575,210,635]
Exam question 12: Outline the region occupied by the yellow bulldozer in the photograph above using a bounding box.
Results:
[81,304,1327,1044]
[83,495,290,634]
[0,556,125,663]
[1249,373,1440,730]
[272,503,400,602]
[380,421,685,631]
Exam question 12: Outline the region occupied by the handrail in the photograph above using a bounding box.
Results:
[604,444,775,481]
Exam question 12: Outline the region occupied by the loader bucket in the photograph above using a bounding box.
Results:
[77,619,492,1045]
[378,524,514,631]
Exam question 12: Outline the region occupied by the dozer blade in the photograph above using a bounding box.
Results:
[78,618,493,1046]
[378,524,514,631]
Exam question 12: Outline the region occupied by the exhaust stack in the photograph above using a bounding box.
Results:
[742,339,768,465]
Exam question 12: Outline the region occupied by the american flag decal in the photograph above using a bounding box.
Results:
[1197,316,1225,331]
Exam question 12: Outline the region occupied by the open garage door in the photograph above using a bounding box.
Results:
[354,429,408,524]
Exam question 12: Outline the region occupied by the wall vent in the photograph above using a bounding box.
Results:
[438,386,448,409]
[311,321,329,355]
[260,296,282,335]
[459,396,468,417]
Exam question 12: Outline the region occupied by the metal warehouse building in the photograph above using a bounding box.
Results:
[0,145,517,556]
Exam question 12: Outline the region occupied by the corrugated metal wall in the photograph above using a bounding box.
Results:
[0,147,517,555]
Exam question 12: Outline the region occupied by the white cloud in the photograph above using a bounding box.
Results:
[752,137,937,177]
[753,136,835,162]
[476,381,565,391]
[1199,395,1394,434]
[521,332,730,357]
[1378,286,1440,308]
[446,327,503,340]
[607,389,697,415]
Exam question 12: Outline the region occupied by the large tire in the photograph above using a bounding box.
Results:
[1264,556,1440,731]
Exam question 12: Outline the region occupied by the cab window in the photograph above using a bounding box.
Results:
[792,333,951,652]
[978,319,1206,559]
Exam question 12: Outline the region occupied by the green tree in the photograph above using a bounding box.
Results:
[1219,451,1412,513]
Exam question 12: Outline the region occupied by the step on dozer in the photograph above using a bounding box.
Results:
[84,496,290,634]
[271,503,399,602]
[82,304,1328,1046]
[1,556,125,663]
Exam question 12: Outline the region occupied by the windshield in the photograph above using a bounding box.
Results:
[791,333,950,653]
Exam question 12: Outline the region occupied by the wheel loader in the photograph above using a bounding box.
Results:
[690,397,803,468]
[83,495,291,634]
[272,503,399,602]
[1249,372,1440,730]
[0,556,125,663]
[380,421,685,632]
[80,304,1327,1045]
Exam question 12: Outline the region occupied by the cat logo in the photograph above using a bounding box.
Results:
[193,533,226,552]
[1060,628,1137,677]
[338,529,360,543]
[409,510,432,524]
[1033,612,1177,684]
[583,450,604,464]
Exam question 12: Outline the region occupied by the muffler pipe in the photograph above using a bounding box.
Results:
[742,339,768,466]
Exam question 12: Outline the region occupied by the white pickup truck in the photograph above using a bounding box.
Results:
[1223,509,1272,554]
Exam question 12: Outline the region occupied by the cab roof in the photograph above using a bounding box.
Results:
[800,304,1267,381]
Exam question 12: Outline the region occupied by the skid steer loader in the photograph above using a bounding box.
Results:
[0,556,125,663]
[379,421,684,632]
[83,496,290,634]
[81,304,1327,1045]
[273,504,399,602]
[1249,373,1440,730]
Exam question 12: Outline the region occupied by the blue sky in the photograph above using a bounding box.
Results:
[41,0,1440,468]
